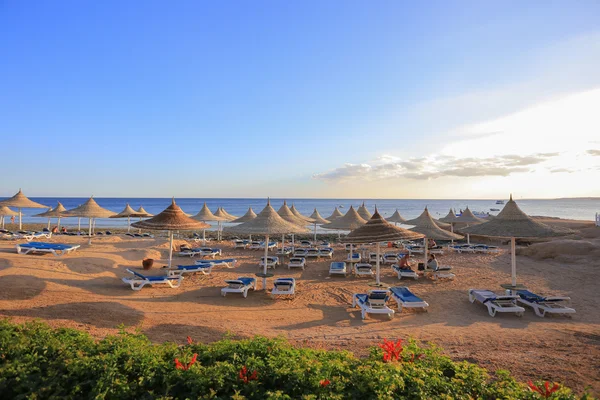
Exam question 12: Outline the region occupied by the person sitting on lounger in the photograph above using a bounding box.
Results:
[398,254,413,271]
[426,254,438,271]
[61,226,67,233]
[427,239,437,249]
[51,226,58,234]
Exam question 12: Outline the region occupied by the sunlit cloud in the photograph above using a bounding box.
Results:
[587,149,600,156]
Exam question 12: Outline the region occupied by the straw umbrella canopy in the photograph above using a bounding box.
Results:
[387,209,407,225]
[462,195,571,289]
[325,207,344,222]
[231,207,257,223]
[110,203,144,232]
[290,204,315,223]
[342,209,424,286]
[357,202,373,220]
[308,208,329,242]
[34,202,67,230]
[0,206,18,229]
[193,203,227,243]
[439,208,460,242]
[277,200,309,249]
[131,198,210,268]
[136,206,153,217]
[223,199,309,289]
[63,197,116,244]
[321,205,368,258]
[404,208,452,229]
[0,189,48,230]
[455,207,485,225]
[408,207,463,267]
[214,207,238,241]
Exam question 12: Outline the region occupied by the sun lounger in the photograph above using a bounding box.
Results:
[305,248,320,258]
[221,277,256,297]
[260,241,277,250]
[347,253,361,263]
[516,290,575,317]
[318,247,333,258]
[122,268,184,291]
[260,256,279,268]
[391,264,419,280]
[299,240,313,247]
[277,246,293,256]
[369,252,383,263]
[329,262,347,276]
[383,252,398,264]
[389,286,429,311]
[468,289,525,317]
[447,244,475,254]
[406,246,424,255]
[345,243,357,251]
[195,258,237,269]
[168,263,213,275]
[234,239,249,249]
[196,247,222,258]
[319,241,331,247]
[15,242,80,257]
[293,248,308,257]
[271,278,295,298]
[288,257,306,269]
[23,231,52,241]
[249,241,262,250]
[427,266,455,280]
[471,244,500,254]
[354,263,374,276]
[352,290,394,319]
[428,247,444,255]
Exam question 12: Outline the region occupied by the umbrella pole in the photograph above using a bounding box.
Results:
[376,242,381,285]
[127,216,131,232]
[282,234,285,252]
[423,237,428,271]
[78,217,81,231]
[169,230,174,269]
[19,208,22,230]
[467,233,470,245]
[88,218,93,245]
[1,216,4,229]
[47,218,51,230]
[292,234,295,251]
[511,237,517,287]
[350,243,353,265]
[263,234,269,289]
[313,223,317,242]
[451,224,454,245]
[57,216,61,231]
[203,229,206,245]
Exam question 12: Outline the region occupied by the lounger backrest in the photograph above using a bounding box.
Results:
[128,269,148,279]
[238,277,255,286]
[516,290,545,302]
[367,291,389,307]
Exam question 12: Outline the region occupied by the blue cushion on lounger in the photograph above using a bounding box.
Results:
[238,277,255,286]
[330,262,345,270]
[516,290,547,303]
[390,287,422,303]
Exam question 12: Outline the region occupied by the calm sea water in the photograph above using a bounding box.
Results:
[2,197,598,230]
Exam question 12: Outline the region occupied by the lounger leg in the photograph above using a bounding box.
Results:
[487,304,496,317]
[352,296,357,307]
[243,289,248,298]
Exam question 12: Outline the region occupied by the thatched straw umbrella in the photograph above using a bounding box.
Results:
[291,204,315,223]
[34,202,67,230]
[63,197,116,244]
[321,205,368,257]
[0,189,48,230]
[277,201,309,249]
[214,207,238,241]
[408,207,463,267]
[0,206,18,229]
[193,203,227,244]
[404,207,451,229]
[136,206,153,217]
[223,199,309,289]
[454,207,486,244]
[308,209,329,242]
[325,207,344,222]
[387,209,407,226]
[231,207,257,223]
[439,208,459,243]
[132,199,210,268]
[462,195,570,289]
[342,209,424,286]
[110,203,145,232]
[357,202,373,220]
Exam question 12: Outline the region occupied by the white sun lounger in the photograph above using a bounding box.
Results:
[260,241,277,250]
[293,248,308,257]
[468,289,525,317]
[277,246,293,256]
[318,247,333,258]
[390,286,429,311]
[305,248,321,258]
[369,252,383,263]
[448,244,475,253]
[288,257,306,269]
[299,240,313,247]
[428,247,444,255]
[221,277,256,297]
[471,244,500,254]
[391,264,419,280]
[318,241,331,248]
[271,278,296,298]
[233,240,249,249]
[122,268,184,291]
[354,263,374,276]
[516,290,575,317]
[168,263,213,276]
[259,256,279,268]
[383,252,398,264]
[249,241,262,250]
[24,231,52,242]
[195,258,237,269]
[329,262,347,276]
[406,246,424,255]
[429,266,455,280]
[347,253,361,263]
[16,242,80,257]
[352,290,395,319]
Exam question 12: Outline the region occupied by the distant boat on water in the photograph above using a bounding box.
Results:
[496,200,505,204]
[490,208,500,211]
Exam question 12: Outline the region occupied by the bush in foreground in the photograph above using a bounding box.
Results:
[0,320,592,399]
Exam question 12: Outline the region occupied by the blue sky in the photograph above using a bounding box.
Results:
[1,1,599,198]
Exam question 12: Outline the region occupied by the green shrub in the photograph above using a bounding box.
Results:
[0,319,593,399]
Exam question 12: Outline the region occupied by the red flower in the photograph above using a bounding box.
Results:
[174,353,198,371]
[528,381,560,398]
[239,366,258,383]
[186,336,193,345]
[378,338,403,362]
[320,379,331,387]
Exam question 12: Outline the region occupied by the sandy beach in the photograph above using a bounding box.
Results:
[1,218,598,395]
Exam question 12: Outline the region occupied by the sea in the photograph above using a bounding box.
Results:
[2,197,599,231]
